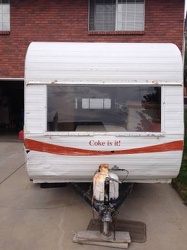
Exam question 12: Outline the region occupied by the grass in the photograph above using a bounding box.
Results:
[172,108,187,202]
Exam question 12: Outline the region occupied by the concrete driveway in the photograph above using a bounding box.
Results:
[0,141,187,250]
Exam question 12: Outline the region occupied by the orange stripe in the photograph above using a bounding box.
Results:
[24,139,183,156]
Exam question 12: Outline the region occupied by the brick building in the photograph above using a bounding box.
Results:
[0,0,185,133]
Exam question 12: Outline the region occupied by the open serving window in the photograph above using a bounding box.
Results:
[47,85,161,133]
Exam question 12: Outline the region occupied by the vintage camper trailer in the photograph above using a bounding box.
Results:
[24,42,184,184]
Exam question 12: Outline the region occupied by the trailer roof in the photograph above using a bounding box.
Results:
[25,42,183,85]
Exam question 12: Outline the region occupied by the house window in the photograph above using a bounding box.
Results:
[81,98,111,109]
[89,0,145,31]
[0,0,10,31]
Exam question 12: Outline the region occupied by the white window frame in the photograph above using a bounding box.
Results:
[89,0,145,32]
[0,0,10,32]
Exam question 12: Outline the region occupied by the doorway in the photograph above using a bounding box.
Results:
[0,80,24,140]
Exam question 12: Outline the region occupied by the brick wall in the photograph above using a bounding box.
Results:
[0,0,184,78]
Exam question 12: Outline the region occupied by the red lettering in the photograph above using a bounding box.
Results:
[89,140,105,146]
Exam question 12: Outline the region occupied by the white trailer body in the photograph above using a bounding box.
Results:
[24,42,184,183]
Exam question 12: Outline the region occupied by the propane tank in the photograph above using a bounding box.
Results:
[93,164,119,202]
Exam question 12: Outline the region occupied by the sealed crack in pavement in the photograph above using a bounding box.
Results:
[0,162,25,185]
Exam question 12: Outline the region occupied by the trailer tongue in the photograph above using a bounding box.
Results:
[72,164,134,248]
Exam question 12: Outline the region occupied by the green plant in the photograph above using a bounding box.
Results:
[172,108,187,202]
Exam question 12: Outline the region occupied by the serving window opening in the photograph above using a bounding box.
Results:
[47,85,161,133]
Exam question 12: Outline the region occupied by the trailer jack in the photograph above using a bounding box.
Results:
[72,164,134,249]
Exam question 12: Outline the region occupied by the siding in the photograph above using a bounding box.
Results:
[25,85,46,133]
[27,148,183,183]
[164,86,184,134]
